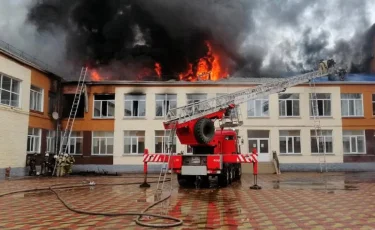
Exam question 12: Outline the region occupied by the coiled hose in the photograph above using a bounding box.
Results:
[0,176,183,228]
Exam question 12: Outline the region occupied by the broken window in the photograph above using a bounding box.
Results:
[62,94,85,118]
[309,93,331,116]
[124,94,146,117]
[278,93,300,117]
[93,94,115,118]
[155,94,177,117]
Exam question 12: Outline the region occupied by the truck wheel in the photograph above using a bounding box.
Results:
[218,167,230,187]
[194,118,215,144]
[177,174,195,187]
[235,164,242,181]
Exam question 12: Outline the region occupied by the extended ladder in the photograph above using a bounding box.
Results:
[309,79,327,173]
[52,67,88,176]
[156,122,177,195]
[165,67,339,125]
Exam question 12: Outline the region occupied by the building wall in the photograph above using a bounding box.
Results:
[112,84,344,166]
[0,54,31,173]
[340,84,375,162]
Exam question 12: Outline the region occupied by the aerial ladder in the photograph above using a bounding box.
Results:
[142,59,346,193]
[52,67,88,176]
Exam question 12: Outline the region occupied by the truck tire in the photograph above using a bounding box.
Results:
[194,118,215,144]
[177,174,195,187]
[218,166,230,187]
[235,164,242,181]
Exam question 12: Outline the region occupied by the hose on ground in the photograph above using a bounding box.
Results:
[0,176,183,228]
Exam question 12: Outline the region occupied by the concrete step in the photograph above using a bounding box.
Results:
[242,162,278,174]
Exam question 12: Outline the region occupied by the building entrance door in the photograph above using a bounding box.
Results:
[248,138,270,162]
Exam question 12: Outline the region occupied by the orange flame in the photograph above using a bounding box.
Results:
[90,70,102,81]
[155,62,162,78]
[179,41,229,81]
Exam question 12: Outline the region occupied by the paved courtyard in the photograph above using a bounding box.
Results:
[0,171,375,229]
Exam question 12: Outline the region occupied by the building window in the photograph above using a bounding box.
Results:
[186,93,207,114]
[124,94,146,117]
[310,130,333,154]
[343,130,366,154]
[27,128,41,153]
[124,131,145,154]
[155,94,177,117]
[279,94,300,117]
[372,94,375,116]
[0,73,20,107]
[155,130,177,153]
[247,96,269,117]
[92,131,114,155]
[46,130,56,153]
[309,93,331,117]
[30,85,43,112]
[341,93,363,117]
[279,130,301,154]
[61,131,83,155]
[93,94,115,118]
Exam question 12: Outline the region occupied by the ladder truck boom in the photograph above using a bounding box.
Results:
[164,59,343,127]
[143,59,346,189]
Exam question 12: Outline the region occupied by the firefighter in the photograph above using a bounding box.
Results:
[41,152,50,176]
[57,154,68,177]
[28,153,37,176]
[65,154,75,175]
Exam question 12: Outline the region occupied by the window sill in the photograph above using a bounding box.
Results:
[344,153,367,155]
[342,116,365,119]
[123,117,147,120]
[154,117,166,120]
[92,117,115,120]
[279,116,301,119]
[311,153,335,156]
[0,104,27,114]
[122,154,143,156]
[246,116,270,119]
[309,116,333,119]
[91,154,113,157]
[30,110,44,115]
[279,153,303,156]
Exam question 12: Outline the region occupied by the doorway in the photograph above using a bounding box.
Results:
[248,138,270,162]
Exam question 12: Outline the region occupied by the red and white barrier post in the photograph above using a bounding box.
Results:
[250,148,262,190]
[139,148,151,188]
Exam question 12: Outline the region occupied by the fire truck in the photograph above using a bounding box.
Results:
[142,59,346,189]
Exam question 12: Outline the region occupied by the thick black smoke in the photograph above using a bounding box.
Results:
[1,0,374,80]
[26,0,252,80]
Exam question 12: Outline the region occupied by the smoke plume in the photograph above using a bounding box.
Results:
[0,0,374,80]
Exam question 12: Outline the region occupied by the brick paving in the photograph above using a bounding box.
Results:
[0,172,375,229]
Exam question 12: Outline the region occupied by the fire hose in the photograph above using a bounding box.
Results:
[0,176,183,228]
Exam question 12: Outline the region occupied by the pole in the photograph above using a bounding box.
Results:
[250,147,261,190]
[140,148,150,188]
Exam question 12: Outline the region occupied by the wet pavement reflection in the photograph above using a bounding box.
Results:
[1,172,375,229]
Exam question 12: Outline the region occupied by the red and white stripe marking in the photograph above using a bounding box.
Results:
[236,154,257,163]
[143,154,166,162]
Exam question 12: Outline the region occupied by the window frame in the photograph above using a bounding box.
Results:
[124,94,146,118]
[186,93,207,115]
[46,130,56,153]
[30,85,44,112]
[372,94,375,116]
[61,131,83,155]
[93,94,115,119]
[27,128,41,153]
[279,130,301,154]
[278,93,300,117]
[342,130,366,154]
[247,96,269,117]
[155,94,177,118]
[155,130,177,153]
[123,131,145,155]
[310,130,333,154]
[309,93,332,117]
[0,73,21,108]
[340,93,363,117]
[92,131,114,155]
